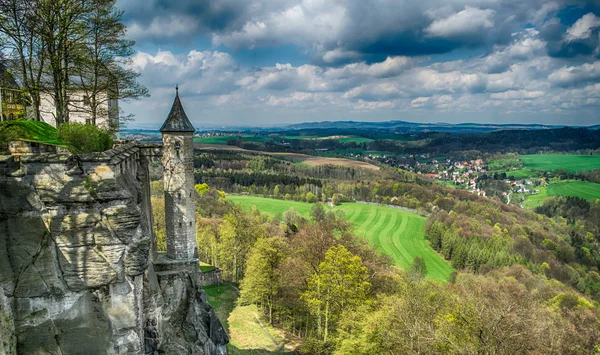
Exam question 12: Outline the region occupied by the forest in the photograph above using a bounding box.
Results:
[149,148,600,354]
[224,127,600,157]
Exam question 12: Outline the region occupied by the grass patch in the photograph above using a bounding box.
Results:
[194,135,241,145]
[200,261,216,272]
[337,137,374,143]
[522,186,548,209]
[520,154,600,173]
[203,284,293,354]
[523,181,600,209]
[230,196,316,217]
[547,181,600,200]
[228,195,454,282]
[0,120,70,147]
[504,169,538,179]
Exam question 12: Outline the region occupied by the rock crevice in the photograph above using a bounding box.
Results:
[0,142,227,354]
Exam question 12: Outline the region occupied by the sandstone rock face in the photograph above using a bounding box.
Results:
[144,270,229,355]
[0,288,16,355]
[0,143,228,354]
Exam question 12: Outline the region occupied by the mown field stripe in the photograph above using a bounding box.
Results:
[228,196,454,281]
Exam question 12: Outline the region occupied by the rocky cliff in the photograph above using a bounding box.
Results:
[0,142,228,354]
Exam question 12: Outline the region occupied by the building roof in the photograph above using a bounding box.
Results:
[0,63,19,89]
[160,87,195,133]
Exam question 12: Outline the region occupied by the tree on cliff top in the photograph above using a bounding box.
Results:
[0,0,147,124]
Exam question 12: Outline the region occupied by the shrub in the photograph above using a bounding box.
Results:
[58,122,114,153]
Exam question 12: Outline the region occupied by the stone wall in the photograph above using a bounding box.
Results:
[197,269,223,287]
[0,141,227,354]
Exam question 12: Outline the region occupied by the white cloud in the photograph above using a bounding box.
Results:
[127,15,199,40]
[411,97,430,108]
[212,1,347,48]
[124,23,600,127]
[129,49,240,97]
[565,13,600,41]
[322,49,361,64]
[425,6,495,39]
[548,61,600,87]
[490,90,545,100]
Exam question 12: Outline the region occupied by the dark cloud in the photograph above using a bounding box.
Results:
[118,0,600,127]
[120,0,600,61]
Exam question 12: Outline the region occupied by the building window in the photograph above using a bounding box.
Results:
[179,222,182,228]
[189,221,192,226]
[83,95,91,106]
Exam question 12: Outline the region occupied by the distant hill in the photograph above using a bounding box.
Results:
[283,120,572,134]
[124,120,599,135]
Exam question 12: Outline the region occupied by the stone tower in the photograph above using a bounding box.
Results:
[160,87,198,260]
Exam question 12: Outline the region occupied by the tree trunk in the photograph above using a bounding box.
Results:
[324,300,329,342]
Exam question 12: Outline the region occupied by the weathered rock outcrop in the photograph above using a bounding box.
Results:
[0,142,227,354]
[0,287,16,355]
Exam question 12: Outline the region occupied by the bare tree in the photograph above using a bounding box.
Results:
[0,0,45,121]
[71,0,148,128]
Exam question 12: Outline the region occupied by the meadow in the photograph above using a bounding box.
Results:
[228,195,455,282]
[523,181,600,209]
[520,154,600,173]
[203,284,294,354]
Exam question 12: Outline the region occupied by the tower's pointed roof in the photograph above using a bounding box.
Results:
[160,86,195,133]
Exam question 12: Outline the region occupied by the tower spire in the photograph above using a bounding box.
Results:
[160,88,198,261]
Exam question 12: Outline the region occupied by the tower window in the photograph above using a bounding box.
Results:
[189,221,192,226]
[177,192,181,200]
[174,141,180,151]
[179,222,182,228]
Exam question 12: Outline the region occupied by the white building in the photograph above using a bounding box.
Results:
[39,91,119,131]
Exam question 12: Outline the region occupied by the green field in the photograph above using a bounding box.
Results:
[505,169,538,179]
[523,181,600,209]
[337,137,374,143]
[520,155,600,173]
[522,186,549,209]
[194,135,268,144]
[228,195,454,282]
[203,284,293,354]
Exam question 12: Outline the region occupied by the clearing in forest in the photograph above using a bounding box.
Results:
[523,181,600,209]
[203,284,296,354]
[520,154,600,173]
[228,195,455,282]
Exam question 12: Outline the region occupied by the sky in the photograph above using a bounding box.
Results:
[116,0,600,129]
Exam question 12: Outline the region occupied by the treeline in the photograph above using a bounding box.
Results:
[226,127,600,156]
[197,170,322,190]
[547,169,600,184]
[194,191,599,354]
[191,152,600,301]
[426,199,600,300]
[195,151,378,180]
